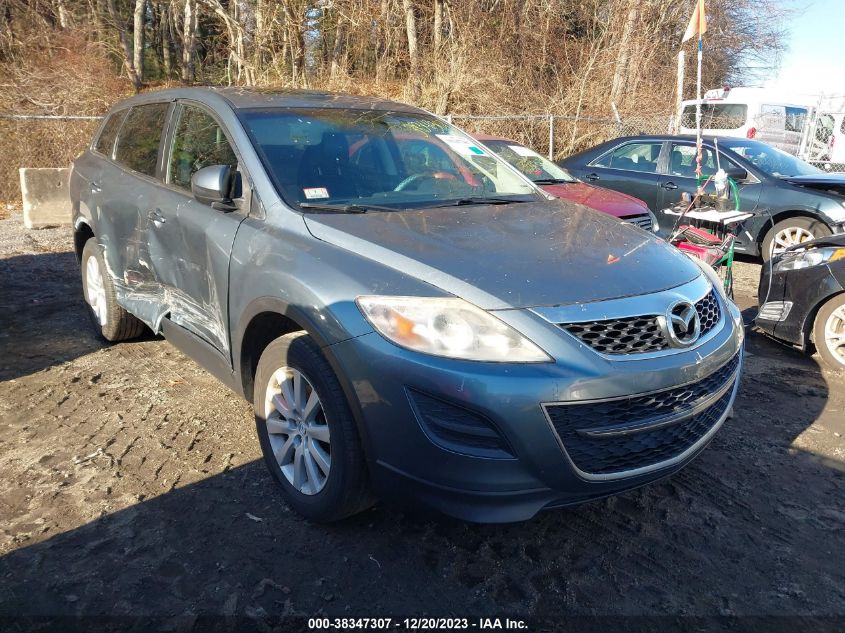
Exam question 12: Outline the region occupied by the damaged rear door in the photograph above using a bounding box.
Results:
[145,101,246,356]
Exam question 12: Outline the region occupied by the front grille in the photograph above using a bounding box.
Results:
[625,214,653,231]
[407,389,514,459]
[560,290,722,355]
[545,352,740,475]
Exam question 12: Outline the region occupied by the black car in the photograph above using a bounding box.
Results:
[756,234,845,369]
[560,135,845,260]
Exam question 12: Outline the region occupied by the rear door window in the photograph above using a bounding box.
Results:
[94,110,127,158]
[168,104,238,190]
[593,142,662,173]
[114,103,169,177]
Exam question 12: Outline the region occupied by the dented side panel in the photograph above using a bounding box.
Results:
[144,187,245,356]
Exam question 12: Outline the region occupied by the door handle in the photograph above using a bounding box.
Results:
[91,181,102,193]
[585,172,600,182]
[147,209,166,226]
[661,181,678,190]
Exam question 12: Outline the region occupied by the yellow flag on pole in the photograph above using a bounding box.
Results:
[682,0,707,42]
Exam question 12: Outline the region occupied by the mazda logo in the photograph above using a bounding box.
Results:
[663,301,701,348]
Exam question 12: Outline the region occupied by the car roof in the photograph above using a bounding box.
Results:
[107,86,427,115]
[605,134,750,145]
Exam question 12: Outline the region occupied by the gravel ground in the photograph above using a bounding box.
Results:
[0,212,843,625]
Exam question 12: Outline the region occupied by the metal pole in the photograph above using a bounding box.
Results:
[548,114,554,160]
[695,36,702,179]
[675,50,685,134]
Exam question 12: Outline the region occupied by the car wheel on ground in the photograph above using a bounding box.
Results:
[813,294,845,370]
[253,332,373,522]
[80,238,146,342]
[761,217,832,261]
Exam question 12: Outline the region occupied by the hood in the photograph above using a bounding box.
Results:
[786,232,845,251]
[303,200,700,310]
[540,182,649,218]
[781,174,845,197]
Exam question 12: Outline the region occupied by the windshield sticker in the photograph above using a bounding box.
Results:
[303,187,330,199]
[508,144,540,158]
[436,134,486,156]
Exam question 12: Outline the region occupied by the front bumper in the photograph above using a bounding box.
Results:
[756,262,844,349]
[328,296,744,523]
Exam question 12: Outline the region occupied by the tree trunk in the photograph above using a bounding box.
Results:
[133,0,145,86]
[433,0,442,53]
[160,4,171,77]
[610,0,638,107]
[181,0,197,83]
[402,0,420,101]
[106,0,142,91]
[330,16,345,78]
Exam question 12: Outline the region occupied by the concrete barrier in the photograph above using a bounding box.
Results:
[20,167,72,229]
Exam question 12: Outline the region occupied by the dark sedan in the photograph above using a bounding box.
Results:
[757,234,845,369]
[560,135,845,260]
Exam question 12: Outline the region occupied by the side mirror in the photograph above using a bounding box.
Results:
[191,165,238,211]
[723,166,748,182]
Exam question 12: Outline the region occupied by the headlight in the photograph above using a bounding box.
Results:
[774,247,845,272]
[648,210,660,233]
[356,296,551,362]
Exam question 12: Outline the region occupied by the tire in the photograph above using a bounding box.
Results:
[80,238,146,342]
[253,332,373,521]
[813,294,845,370]
[761,217,832,261]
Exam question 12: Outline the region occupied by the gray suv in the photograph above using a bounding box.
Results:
[70,88,744,523]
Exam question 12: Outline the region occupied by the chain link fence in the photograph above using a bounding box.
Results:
[1,114,101,204]
[804,111,845,173]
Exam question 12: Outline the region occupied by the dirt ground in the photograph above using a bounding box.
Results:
[0,211,843,626]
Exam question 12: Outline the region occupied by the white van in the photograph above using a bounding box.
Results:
[679,86,814,156]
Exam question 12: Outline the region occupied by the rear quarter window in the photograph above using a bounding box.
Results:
[94,110,127,158]
[114,103,169,177]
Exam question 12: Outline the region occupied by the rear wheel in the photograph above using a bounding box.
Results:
[253,332,373,521]
[80,238,145,342]
[761,217,832,261]
[813,294,845,370]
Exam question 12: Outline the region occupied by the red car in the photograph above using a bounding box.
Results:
[475,135,658,233]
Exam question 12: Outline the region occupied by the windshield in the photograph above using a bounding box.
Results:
[239,108,539,210]
[720,138,823,178]
[681,103,748,130]
[480,140,576,183]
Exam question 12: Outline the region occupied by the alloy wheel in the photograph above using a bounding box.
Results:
[263,367,331,495]
[85,254,107,326]
[772,226,815,253]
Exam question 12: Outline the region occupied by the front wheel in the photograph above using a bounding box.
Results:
[813,294,845,370]
[761,217,832,261]
[253,332,373,521]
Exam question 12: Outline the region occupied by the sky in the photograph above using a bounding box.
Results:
[764,0,845,101]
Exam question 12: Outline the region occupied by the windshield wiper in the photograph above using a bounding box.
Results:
[428,197,529,208]
[532,178,572,185]
[299,202,402,214]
